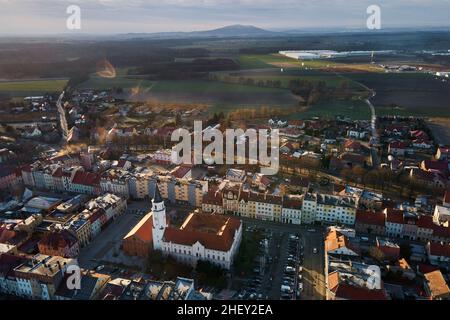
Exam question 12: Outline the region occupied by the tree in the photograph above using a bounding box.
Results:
[369,246,385,262]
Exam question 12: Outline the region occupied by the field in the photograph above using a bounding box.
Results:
[289,99,372,120]
[347,72,450,117]
[78,72,301,111]
[215,68,365,89]
[237,54,383,73]
[128,80,299,110]
[0,79,68,98]
[76,52,450,120]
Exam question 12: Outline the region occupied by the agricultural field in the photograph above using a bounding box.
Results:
[214,68,365,89]
[288,99,372,121]
[127,80,300,111]
[347,72,450,117]
[0,79,68,98]
[237,54,383,73]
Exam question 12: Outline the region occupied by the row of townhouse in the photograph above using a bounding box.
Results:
[0,253,77,300]
[21,164,102,196]
[203,182,357,226]
[64,193,127,246]
[202,181,303,224]
[21,163,207,208]
[355,208,450,244]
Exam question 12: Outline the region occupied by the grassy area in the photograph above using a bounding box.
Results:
[0,79,68,97]
[145,251,193,280]
[77,75,155,90]
[234,230,264,277]
[237,54,383,72]
[290,99,372,120]
[150,80,285,93]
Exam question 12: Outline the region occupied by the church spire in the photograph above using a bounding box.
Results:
[153,183,163,203]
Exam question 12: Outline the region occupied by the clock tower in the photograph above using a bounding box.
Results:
[152,184,166,251]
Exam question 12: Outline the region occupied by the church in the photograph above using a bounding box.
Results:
[124,184,242,270]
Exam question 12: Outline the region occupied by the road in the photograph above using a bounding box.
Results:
[56,91,69,141]
[238,217,326,300]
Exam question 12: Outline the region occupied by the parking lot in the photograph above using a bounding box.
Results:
[232,218,326,300]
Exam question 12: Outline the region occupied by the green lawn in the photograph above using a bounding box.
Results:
[0,79,68,97]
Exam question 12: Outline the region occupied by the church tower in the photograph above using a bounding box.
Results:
[151,184,166,251]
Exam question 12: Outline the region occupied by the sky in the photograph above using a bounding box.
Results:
[1,0,450,35]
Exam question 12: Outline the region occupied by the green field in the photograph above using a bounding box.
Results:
[289,99,372,120]
[237,54,383,72]
[0,79,68,97]
[215,68,364,89]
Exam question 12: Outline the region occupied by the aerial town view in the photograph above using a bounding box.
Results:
[0,0,450,312]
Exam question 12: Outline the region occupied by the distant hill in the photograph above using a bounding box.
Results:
[118,24,280,40]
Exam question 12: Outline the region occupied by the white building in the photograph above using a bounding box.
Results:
[281,196,302,224]
[151,185,242,270]
[302,193,358,226]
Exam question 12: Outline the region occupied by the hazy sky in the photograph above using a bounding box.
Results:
[1,0,450,34]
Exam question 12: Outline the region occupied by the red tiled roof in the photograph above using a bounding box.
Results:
[72,171,101,186]
[385,208,404,224]
[333,283,388,300]
[428,242,450,258]
[163,213,241,252]
[38,230,78,249]
[171,165,191,179]
[283,197,302,209]
[202,189,223,206]
[417,215,435,230]
[356,211,385,227]
[124,213,153,242]
[422,160,448,172]
[389,141,409,149]
[0,226,17,243]
[0,254,28,277]
[432,224,450,238]
[418,263,440,274]
[248,192,282,205]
